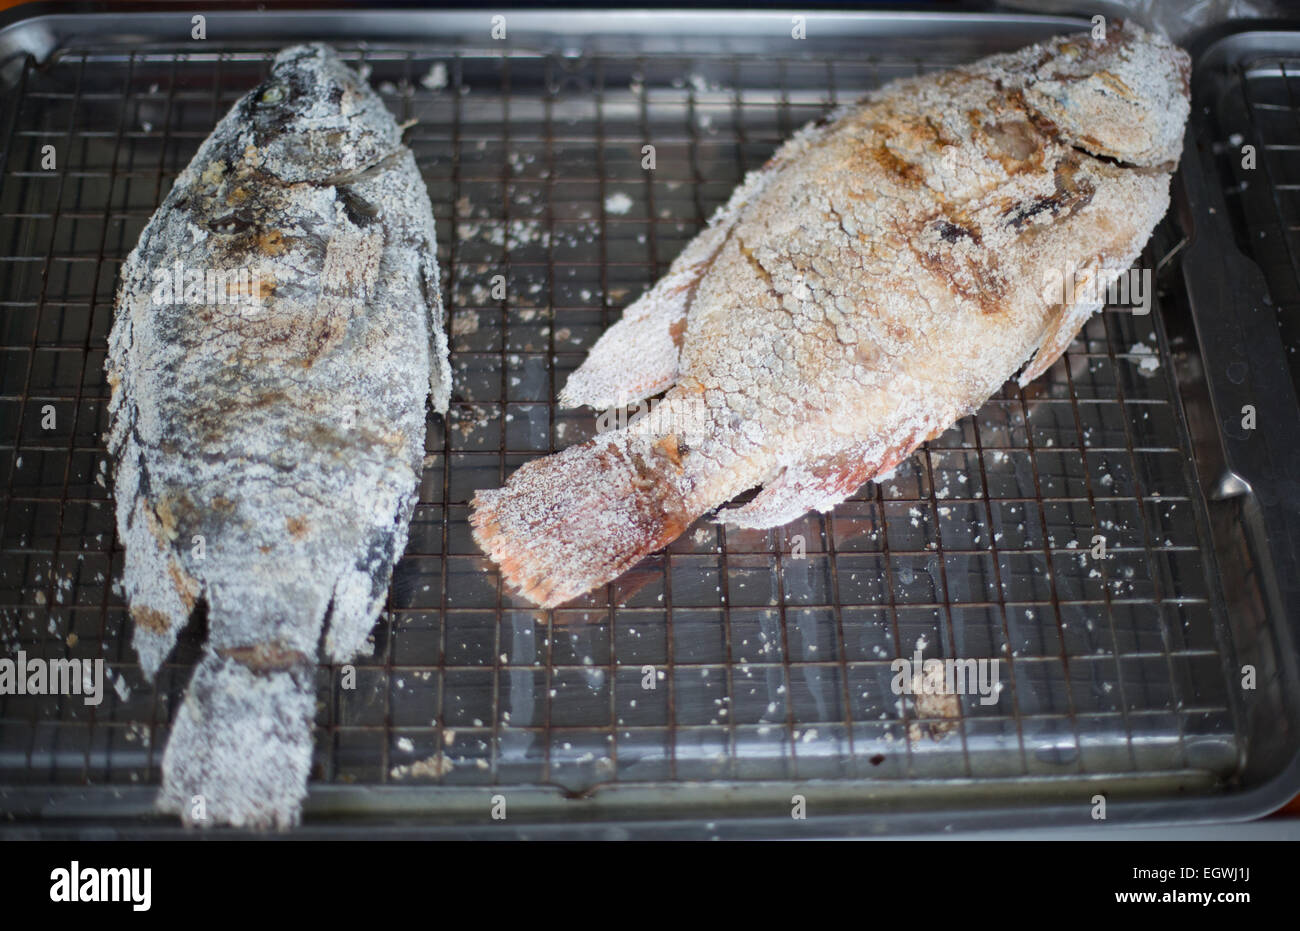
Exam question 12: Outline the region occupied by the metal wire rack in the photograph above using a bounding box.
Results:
[0,20,1247,828]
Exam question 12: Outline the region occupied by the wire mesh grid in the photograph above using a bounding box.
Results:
[0,39,1239,808]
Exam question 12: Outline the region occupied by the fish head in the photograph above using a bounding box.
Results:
[1020,20,1190,170]
[245,43,401,183]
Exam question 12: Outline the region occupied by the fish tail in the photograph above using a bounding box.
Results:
[157,647,316,830]
[471,432,699,608]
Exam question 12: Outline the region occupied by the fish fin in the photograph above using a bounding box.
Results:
[557,129,830,411]
[115,461,199,680]
[422,247,451,415]
[719,449,883,530]
[558,224,732,409]
[471,433,698,607]
[557,284,690,410]
[718,428,945,531]
[1017,301,1100,387]
[157,649,315,830]
[321,577,384,663]
[322,515,413,663]
[107,320,193,680]
[559,118,839,412]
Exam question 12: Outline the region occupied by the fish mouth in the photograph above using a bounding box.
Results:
[249,141,408,189]
[1066,141,1179,176]
[316,148,409,188]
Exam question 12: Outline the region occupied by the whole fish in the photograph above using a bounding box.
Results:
[472,22,1189,607]
[107,44,450,828]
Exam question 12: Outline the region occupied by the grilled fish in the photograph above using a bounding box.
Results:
[472,22,1189,607]
[107,44,450,828]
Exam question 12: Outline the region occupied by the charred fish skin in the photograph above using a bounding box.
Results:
[473,21,1190,608]
[106,44,449,829]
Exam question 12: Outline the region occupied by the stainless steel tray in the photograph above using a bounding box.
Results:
[0,6,1296,838]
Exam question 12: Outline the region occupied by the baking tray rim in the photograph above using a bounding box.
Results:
[1177,19,1300,817]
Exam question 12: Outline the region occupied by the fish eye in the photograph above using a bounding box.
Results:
[208,213,254,235]
[257,83,288,106]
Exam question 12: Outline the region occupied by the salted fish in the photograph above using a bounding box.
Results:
[472,22,1189,607]
[107,44,450,828]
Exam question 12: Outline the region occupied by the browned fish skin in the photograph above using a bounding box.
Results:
[472,22,1190,609]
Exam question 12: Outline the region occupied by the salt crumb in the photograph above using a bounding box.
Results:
[451,310,479,336]
[604,192,634,215]
[1129,342,1160,374]
[390,755,454,780]
[421,62,448,91]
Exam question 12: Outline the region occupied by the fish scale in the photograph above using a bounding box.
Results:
[472,21,1190,609]
[107,44,449,829]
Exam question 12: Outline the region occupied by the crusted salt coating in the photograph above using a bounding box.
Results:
[471,21,1189,609]
[106,44,448,829]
